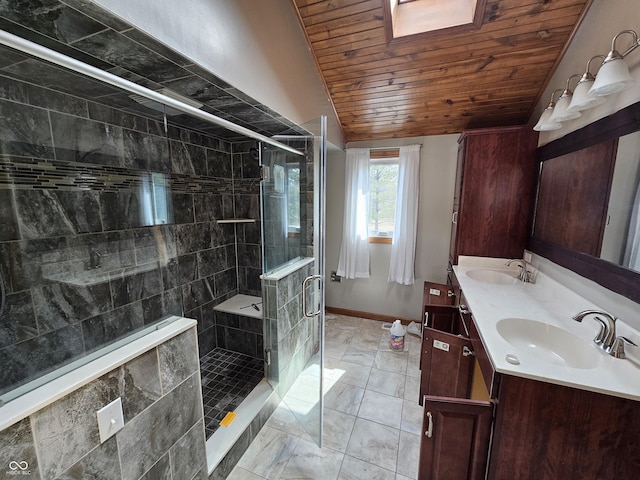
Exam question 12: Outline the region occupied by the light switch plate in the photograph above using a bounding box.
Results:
[97,397,124,443]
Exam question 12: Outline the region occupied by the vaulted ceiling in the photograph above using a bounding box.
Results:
[291,0,594,142]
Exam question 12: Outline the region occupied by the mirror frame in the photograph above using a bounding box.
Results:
[528,100,640,304]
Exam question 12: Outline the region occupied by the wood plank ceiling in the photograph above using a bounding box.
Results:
[290,0,593,142]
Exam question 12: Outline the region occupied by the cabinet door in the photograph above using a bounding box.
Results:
[419,397,493,480]
[420,327,474,404]
[423,281,457,306]
[422,282,458,333]
[423,305,457,333]
[456,127,538,261]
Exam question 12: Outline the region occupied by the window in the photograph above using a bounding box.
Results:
[385,0,484,40]
[369,157,399,243]
[140,172,172,226]
[286,163,301,234]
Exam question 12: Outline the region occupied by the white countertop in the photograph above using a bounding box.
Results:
[453,257,640,401]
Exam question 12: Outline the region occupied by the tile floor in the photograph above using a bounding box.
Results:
[228,313,423,479]
[201,348,264,438]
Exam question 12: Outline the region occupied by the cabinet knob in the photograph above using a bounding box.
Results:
[460,304,470,314]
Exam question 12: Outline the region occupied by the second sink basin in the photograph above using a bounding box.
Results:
[496,318,599,369]
[466,269,518,285]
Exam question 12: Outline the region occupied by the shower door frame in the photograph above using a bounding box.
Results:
[258,115,327,447]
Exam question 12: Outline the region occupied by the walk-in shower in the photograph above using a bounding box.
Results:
[0,11,325,474]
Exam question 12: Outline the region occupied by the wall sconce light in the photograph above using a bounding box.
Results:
[533,89,564,131]
[567,55,606,113]
[535,28,639,132]
[549,74,583,123]
[589,30,640,96]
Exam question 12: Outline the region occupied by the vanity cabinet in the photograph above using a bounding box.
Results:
[449,125,539,267]
[419,282,494,479]
[419,281,640,479]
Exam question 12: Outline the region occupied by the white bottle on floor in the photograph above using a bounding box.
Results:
[389,320,405,351]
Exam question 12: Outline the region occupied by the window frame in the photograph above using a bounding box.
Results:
[368,152,400,244]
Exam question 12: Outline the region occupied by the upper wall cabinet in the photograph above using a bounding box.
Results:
[450,126,539,267]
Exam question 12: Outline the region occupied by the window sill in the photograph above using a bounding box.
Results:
[369,237,392,244]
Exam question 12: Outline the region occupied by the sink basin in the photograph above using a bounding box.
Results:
[466,269,518,285]
[496,318,599,369]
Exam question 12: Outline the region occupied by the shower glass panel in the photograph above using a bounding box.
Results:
[260,116,326,446]
[0,47,185,402]
[0,36,271,407]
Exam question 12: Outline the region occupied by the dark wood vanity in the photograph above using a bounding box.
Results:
[418,279,640,480]
[419,106,640,478]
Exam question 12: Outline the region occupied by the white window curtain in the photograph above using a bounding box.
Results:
[337,148,371,278]
[623,179,640,270]
[388,144,421,285]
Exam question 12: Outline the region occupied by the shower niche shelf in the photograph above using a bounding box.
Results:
[216,218,256,224]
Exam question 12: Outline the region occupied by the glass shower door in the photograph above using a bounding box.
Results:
[259,116,327,447]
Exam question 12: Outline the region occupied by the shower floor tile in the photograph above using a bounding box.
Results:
[201,348,264,439]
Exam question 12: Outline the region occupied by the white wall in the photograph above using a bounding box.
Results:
[92,0,344,148]
[326,136,459,320]
[532,0,640,146]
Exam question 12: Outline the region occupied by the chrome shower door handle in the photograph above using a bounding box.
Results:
[302,274,323,318]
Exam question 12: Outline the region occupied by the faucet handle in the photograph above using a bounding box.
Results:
[610,336,638,359]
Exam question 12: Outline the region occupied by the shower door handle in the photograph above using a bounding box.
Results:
[302,274,323,318]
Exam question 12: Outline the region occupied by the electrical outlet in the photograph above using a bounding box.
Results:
[523,251,532,263]
[97,397,125,443]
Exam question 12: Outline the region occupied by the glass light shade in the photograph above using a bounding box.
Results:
[548,94,581,123]
[533,107,562,132]
[589,57,634,96]
[567,79,606,112]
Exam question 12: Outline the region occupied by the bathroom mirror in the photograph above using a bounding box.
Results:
[529,100,640,304]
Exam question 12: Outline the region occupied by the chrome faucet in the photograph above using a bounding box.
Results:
[572,310,637,358]
[505,259,534,283]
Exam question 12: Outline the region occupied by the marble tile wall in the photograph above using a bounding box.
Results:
[262,261,317,399]
[0,69,261,397]
[214,311,264,360]
[262,139,315,274]
[0,327,207,480]
[0,0,304,142]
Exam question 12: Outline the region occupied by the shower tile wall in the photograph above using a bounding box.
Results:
[231,141,262,297]
[262,139,314,274]
[263,261,317,398]
[0,71,259,396]
[0,326,207,480]
[0,0,302,141]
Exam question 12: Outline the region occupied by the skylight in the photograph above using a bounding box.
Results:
[387,0,483,39]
